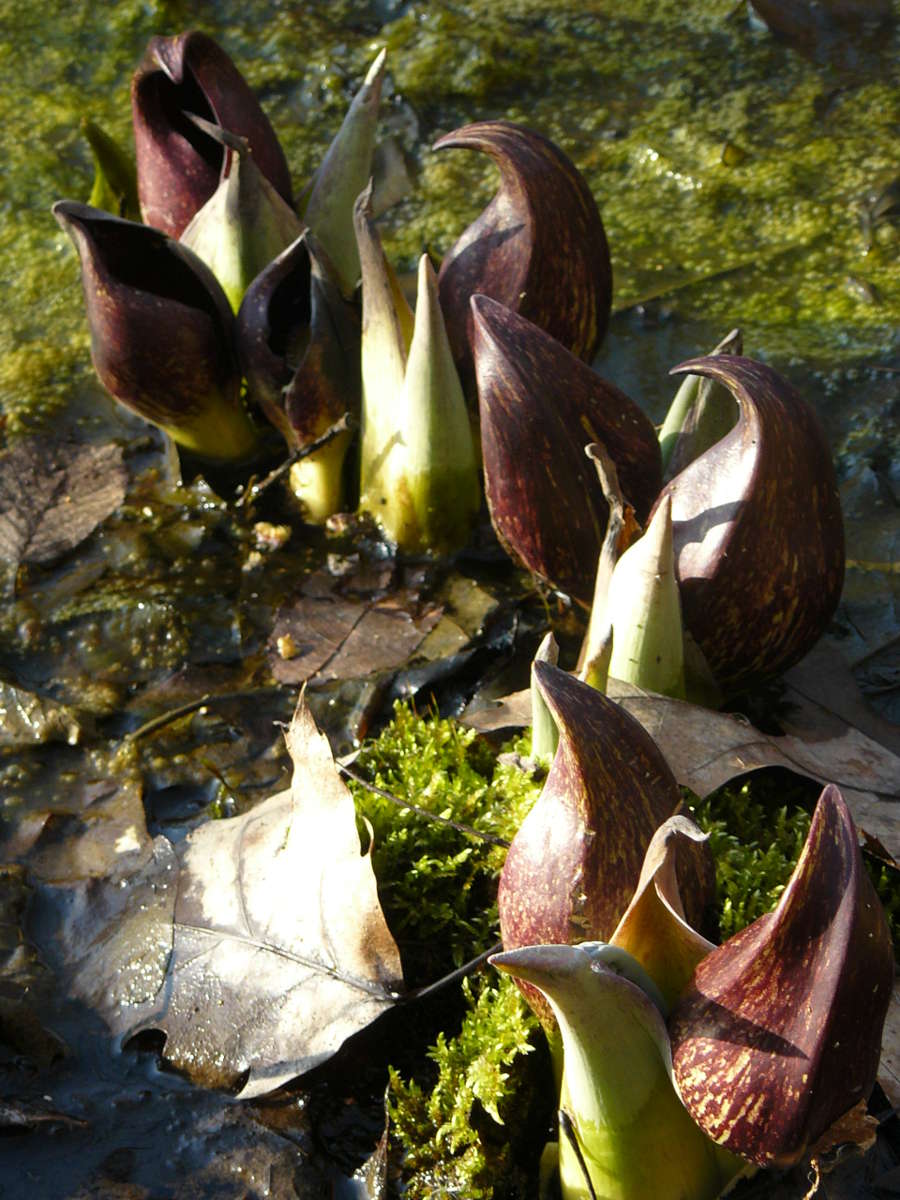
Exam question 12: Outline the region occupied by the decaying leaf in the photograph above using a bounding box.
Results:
[2,775,151,883]
[0,865,68,1069]
[782,641,900,759]
[270,591,441,685]
[0,439,127,569]
[64,695,403,1096]
[607,681,900,860]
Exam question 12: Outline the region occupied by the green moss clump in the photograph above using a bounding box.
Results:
[347,703,540,984]
[689,779,813,940]
[388,975,542,1200]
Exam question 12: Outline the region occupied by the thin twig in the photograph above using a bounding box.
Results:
[338,762,510,848]
[126,687,288,742]
[235,412,356,508]
[400,941,503,1005]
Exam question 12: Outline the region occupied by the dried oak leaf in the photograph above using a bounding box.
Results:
[0,439,126,568]
[68,696,403,1096]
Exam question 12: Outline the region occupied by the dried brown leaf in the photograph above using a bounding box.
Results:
[65,696,403,1096]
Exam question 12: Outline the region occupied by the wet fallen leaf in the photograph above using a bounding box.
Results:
[60,696,403,1096]
[270,590,442,685]
[782,643,900,760]
[2,775,151,883]
[0,439,127,570]
[607,683,900,860]
[0,865,67,1068]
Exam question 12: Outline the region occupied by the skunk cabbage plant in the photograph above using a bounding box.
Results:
[53,201,259,462]
[670,784,893,1169]
[236,232,360,520]
[497,663,684,1029]
[471,295,661,605]
[658,355,845,691]
[131,30,292,238]
[434,120,612,395]
[495,666,892,1199]
[60,34,387,495]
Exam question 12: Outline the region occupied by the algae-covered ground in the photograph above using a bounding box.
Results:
[2,0,899,653]
[1,0,899,1196]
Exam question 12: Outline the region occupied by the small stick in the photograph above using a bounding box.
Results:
[338,762,510,848]
[126,687,288,743]
[400,941,503,1004]
[235,412,356,508]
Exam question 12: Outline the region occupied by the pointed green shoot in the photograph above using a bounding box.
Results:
[531,632,560,762]
[83,119,140,221]
[606,494,686,698]
[356,180,413,507]
[658,328,741,478]
[304,49,387,297]
[492,943,742,1200]
[356,209,479,554]
[577,442,635,693]
[180,119,303,312]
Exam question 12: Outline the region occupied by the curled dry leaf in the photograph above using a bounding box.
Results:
[472,295,661,605]
[435,120,612,394]
[659,355,845,692]
[498,662,680,1025]
[670,785,894,1168]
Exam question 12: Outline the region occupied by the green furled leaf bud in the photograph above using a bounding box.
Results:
[304,49,386,297]
[357,187,479,555]
[658,328,741,479]
[82,119,140,221]
[606,494,686,698]
[180,119,303,312]
[530,632,560,761]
